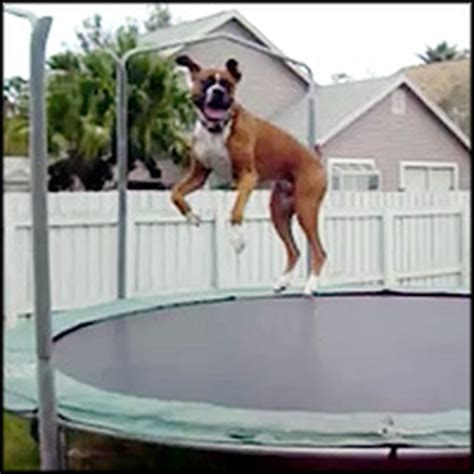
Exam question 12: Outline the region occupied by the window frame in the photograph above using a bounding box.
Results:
[328,157,382,192]
[399,160,459,191]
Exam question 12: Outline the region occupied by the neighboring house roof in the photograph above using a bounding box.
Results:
[139,9,311,85]
[272,73,471,151]
[315,76,395,140]
[403,59,470,137]
[403,58,469,105]
[274,75,394,143]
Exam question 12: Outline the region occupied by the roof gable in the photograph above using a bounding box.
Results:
[271,73,471,151]
[140,10,232,49]
[270,76,394,145]
[139,9,310,85]
[317,74,471,150]
[315,76,395,141]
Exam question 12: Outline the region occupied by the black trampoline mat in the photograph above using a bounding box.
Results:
[52,295,470,413]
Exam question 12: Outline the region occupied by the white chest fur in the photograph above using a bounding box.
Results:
[193,121,233,183]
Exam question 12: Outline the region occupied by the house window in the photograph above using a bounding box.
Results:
[391,89,406,115]
[329,158,381,191]
[399,161,458,191]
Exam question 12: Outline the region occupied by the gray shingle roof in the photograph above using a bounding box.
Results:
[316,76,396,139]
[140,10,235,50]
[272,75,397,145]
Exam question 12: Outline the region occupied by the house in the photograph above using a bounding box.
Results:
[141,9,471,192]
[275,73,471,192]
[3,156,30,192]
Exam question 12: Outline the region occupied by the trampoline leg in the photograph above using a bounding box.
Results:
[30,415,39,443]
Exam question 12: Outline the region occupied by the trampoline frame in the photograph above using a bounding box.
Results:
[3,6,470,472]
[5,288,470,471]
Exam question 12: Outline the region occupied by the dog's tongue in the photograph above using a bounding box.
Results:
[204,107,227,121]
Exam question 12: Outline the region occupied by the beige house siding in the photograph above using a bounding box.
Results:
[176,22,307,120]
[321,84,471,191]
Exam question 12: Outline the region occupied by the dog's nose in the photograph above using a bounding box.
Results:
[212,88,225,99]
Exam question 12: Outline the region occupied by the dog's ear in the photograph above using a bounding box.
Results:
[226,58,241,82]
[175,55,201,75]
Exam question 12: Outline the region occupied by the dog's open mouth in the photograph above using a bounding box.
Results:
[203,106,228,122]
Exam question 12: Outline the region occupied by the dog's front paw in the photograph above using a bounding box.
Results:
[230,224,246,254]
[185,212,202,227]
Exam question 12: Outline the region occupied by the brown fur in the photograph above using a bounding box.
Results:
[171,59,327,280]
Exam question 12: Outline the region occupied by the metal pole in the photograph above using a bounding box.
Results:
[5,7,60,469]
[93,48,126,299]
[116,63,128,298]
[30,15,61,472]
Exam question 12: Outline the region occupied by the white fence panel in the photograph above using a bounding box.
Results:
[3,190,470,327]
[128,191,217,295]
[320,191,470,290]
[4,192,119,327]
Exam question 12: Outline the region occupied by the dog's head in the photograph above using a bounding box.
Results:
[176,55,241,123]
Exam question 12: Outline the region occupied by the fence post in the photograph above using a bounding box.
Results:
[213,191,226,290]
[4,194,18,327]
[461,201,470,291]
[383,208,396,288]
[125,191,137,296]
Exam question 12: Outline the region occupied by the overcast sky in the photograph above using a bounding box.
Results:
[3,3,471,85]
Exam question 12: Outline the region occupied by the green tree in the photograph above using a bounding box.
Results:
[417,41,468,64]
[46,47,115,162]
[3,76,29,155]
[45,9,193,175]
[3,115,29,155]
[4,6,193,181]
[144,3,172,32]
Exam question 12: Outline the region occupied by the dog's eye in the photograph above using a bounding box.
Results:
[218,78,231,90]
[201,77,216,88]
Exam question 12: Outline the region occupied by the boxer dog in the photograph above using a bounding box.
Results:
[171,55,327,295]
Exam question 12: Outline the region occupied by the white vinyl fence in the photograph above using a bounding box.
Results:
[4,190,470,326]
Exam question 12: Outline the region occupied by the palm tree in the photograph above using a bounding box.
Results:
[417,41,467,64]
[46,14,194,177]
[47,49,115,162]
[4,9,194,188]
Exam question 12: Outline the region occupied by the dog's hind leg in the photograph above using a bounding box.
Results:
[270,180,300,292]
[294,167,327,296]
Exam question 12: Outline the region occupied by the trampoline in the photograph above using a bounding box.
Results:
[5,289,470,471]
